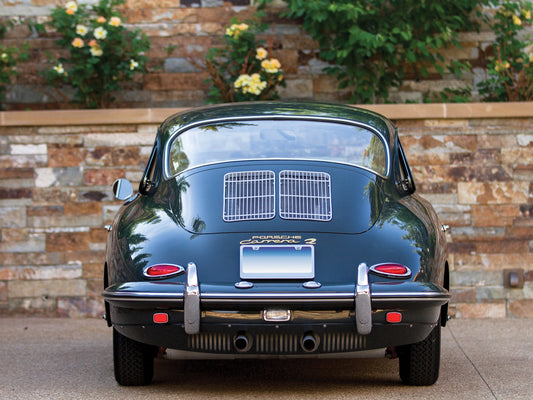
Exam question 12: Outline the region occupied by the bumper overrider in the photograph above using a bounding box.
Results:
[103,263,450,355]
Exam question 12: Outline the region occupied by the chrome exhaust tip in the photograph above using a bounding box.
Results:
[301,332,320,353]
[233,332,253,353]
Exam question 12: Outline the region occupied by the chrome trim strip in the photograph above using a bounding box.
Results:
[372,291,450,299]
[184,262,200,335]
[103,284,449,304]
[103,293,184,303]
[200,292,354,300]
[163,115,391,180]
[103,291,449,304]
[372,297,449,305]
[355,263,372,335]
[103,291,183,299]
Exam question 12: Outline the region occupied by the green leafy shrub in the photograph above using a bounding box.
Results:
[205,17,285,103]
[259,0,491,104]
[478,0,533,101]
[0,21,29,108]
[37,0,150,108]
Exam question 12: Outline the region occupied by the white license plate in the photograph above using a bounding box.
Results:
[240,245,315,279]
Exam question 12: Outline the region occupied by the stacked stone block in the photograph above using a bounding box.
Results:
[0,106,532,318]
[399,118,533,318]
[0,121,159,316]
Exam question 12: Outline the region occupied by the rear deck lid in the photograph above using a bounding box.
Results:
[169,162,384,235]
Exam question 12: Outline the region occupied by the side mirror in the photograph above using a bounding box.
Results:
[397,140,416,195]
[112,179,133,201]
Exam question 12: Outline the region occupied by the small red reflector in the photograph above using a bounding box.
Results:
[153,313,169,324]
[386,312,402,323]
[144,264,184,278]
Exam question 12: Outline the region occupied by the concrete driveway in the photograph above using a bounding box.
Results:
[0,318,531,399]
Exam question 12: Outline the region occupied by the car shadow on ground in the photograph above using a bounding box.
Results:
[152,357,402,389]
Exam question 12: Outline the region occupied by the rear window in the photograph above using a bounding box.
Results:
[167,119,387,176]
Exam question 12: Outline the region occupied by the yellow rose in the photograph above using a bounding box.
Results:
[94,27,108,39]
[234,74,251,88]
[262,58,282,74]
[226,23,249,38]
[65,1,77,13]
[109,17,121,27]
[256,47,268,60]
[90,46,103,57]
[234,73,266,95]
[513,15,522,25]
[76,25,88,36]
[71,37,84,48]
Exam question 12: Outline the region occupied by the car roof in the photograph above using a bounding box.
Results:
[158,102,396,146]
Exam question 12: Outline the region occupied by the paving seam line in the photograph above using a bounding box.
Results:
[449,326,498,400]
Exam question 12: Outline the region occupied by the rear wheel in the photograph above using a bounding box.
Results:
[113,328,156,386]
[398,323,441,386]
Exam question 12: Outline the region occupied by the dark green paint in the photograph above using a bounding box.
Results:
[104,102,448,353]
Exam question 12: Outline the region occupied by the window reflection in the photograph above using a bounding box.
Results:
[168,120,387,176]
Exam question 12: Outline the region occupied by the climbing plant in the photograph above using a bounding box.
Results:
[259,0,495,103]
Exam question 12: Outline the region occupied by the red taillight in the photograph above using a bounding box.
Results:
[144,264,184,279]
[386,312,402,323]
[369,263,411,278]
[375,264,408,275]
[153,313,169,324]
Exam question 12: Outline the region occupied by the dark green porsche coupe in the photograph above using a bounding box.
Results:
[103,102,450,386]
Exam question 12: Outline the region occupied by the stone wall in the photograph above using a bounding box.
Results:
[0,103,532,318]
[0,0,510,109]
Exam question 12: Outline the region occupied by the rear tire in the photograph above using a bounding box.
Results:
[398,323,441,386]
[113,328,156,386]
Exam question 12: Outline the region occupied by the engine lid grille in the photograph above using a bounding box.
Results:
[187,331,367,353]
[279,170,332,221]
[223,171,275,222]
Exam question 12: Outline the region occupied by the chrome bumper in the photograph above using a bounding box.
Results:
[103,263,450,337]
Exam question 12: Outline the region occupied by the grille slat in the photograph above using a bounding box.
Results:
[188,332,231,352]
[223,170,332,222]
[279,171,332,221]
[223,171,275,222]
[188,331,365,353]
